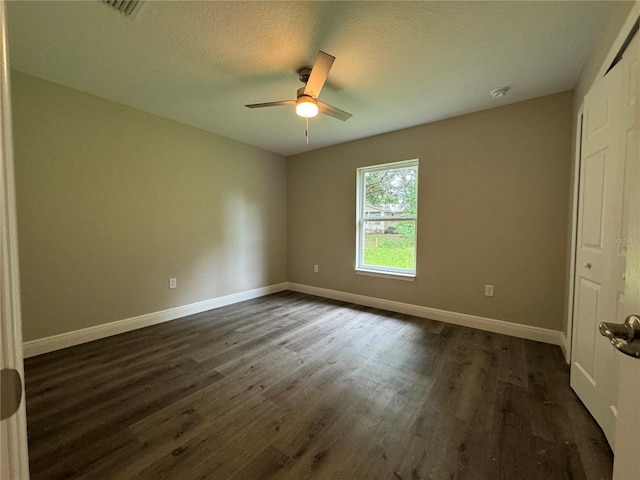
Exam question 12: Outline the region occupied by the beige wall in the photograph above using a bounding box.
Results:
[288,92,573,331]
[12,72,287,341]
[10,71,578,340]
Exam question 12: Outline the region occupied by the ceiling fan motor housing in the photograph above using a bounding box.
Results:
[297,67,312,84]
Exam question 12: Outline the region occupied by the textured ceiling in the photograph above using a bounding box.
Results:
[7,1,617,156]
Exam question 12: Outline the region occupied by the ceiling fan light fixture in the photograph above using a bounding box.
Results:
[296,96,318,118]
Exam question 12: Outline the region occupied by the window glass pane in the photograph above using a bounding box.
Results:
[364,166,417,218]
[362,220,416,270]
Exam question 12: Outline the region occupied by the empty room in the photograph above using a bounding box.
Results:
[2,1,640,479]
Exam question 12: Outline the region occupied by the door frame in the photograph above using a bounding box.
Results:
[568,1,640,363]
[566,106,583,363]
[0,0,30,477]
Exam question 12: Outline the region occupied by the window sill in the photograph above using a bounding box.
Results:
[355,269,416,281]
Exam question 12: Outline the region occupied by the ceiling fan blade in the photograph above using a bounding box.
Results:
[318,101,352,121]
[303,51,335,98]
[245,100,295,109]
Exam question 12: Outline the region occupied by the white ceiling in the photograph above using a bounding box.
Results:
[7,1,616,156]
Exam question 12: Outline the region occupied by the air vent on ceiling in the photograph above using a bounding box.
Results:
[102,0,141,16]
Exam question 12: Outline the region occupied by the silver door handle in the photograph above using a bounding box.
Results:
[599,315,640,359]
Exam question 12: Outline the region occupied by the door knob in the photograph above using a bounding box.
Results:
[599,315,640,359]
[584,262,592,269]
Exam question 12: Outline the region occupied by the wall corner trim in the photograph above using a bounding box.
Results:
[287,282,565,347]
[560,332,571,364]
[22,282,289,358]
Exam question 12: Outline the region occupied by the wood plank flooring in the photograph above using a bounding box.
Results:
[24,291,613,479]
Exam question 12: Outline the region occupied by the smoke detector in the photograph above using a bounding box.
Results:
[102,0,141,16]
[490,87,510,99]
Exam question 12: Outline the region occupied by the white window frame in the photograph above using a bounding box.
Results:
[356,159,418,279]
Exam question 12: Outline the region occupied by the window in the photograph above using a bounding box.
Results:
[356,159,418,277]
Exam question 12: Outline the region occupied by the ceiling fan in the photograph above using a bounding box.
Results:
[245,51,353,122]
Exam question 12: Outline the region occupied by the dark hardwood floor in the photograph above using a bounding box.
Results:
[24,291,613,480]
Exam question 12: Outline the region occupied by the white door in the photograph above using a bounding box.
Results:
[0,0,30,478]
[610,27,640,480]
[571,39,627,445]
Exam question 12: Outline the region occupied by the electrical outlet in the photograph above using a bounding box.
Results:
[169,278,177,289]
[485,284,494,297]
[314,265,319,273]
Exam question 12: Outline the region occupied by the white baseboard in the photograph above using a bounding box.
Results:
[23,281,565,358]
[287,283,564,347]
[23,282,288,358]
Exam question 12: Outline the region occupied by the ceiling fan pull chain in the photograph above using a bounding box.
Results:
[306,117,309,145]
